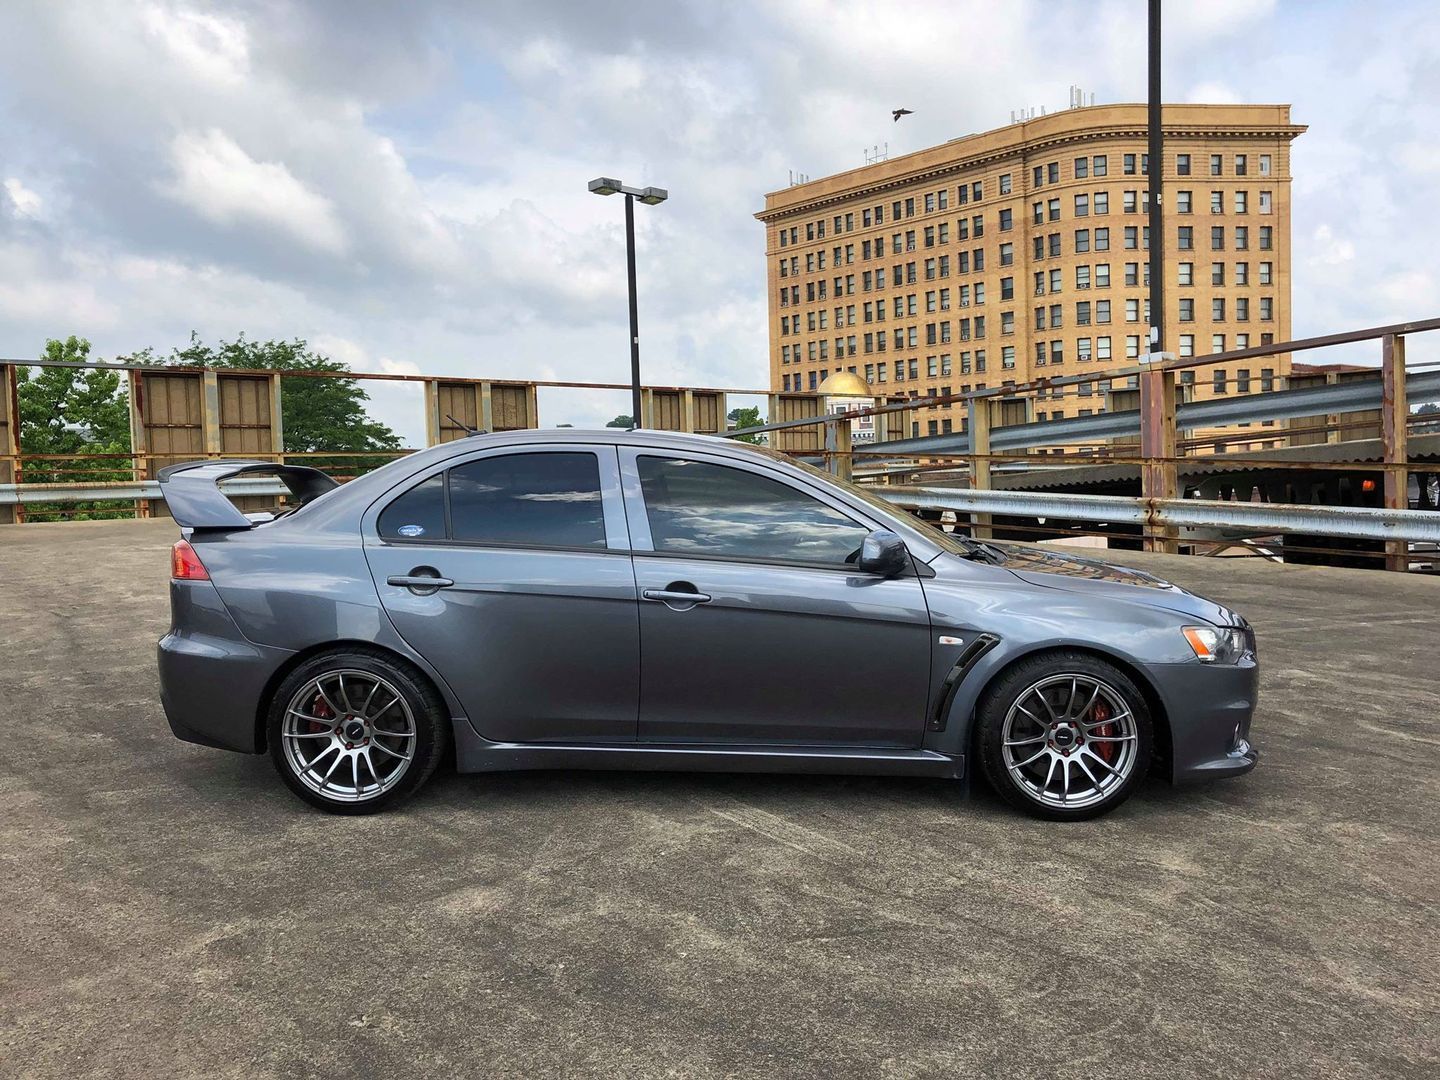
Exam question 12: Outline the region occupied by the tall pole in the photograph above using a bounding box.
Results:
[1146,0,1164,355]
[624,192,642,426]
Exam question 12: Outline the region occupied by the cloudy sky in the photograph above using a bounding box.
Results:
[1,0,1437,442]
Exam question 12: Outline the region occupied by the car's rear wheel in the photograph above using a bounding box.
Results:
[976,651,1153,821]
[267,650,448,814]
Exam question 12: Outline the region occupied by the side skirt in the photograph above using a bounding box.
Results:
[452,722,965,779]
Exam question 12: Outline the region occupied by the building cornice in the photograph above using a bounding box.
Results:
[756,116,1307,223]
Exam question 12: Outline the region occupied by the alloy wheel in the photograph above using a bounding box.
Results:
[1000,673,1139,811]
[280,670,417,803]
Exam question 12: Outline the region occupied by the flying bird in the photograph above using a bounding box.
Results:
[892,108,914,122]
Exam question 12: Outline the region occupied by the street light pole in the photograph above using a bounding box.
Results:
[588,177,668,428]
[624,192,641,427]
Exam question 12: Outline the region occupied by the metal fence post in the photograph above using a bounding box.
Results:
[268,373,285,463]
[0,363,19,525]
[1381,333,1409,572]
[1139,364,1179,553]
[968,396,993,540]
[824,417,853,481]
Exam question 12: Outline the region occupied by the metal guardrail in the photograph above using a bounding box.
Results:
[877,486,1440,544]
[871,368,1440,457]
[0,478,287,506]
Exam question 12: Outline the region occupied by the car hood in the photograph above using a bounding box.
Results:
[987,545,1241,625]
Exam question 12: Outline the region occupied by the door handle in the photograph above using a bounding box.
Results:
[388,571,454,591]
[642,587,712,605]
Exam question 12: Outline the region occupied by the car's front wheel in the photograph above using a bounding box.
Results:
[976,651,1153,821]
[267,649,448,814]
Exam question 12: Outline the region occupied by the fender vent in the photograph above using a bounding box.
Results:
[930,633,1000,731]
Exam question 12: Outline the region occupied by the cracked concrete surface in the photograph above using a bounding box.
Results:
[0,519,1436,1079]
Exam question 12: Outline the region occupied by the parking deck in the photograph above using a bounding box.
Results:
[1,519,1436,1078]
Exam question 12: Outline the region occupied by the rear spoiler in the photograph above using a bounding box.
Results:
[156,460,340,530]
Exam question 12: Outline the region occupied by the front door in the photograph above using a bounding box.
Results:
[363,445,639,743]
[619,448,933,747]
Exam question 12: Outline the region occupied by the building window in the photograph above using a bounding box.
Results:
[1259,191,1272,214]
[1210,154,1223,176]
[1093,155,1108,177]
[1096,299,1111,323]
[1123,190,1137,213]
[999,208,1013,231]
[1075,228,1090,253]
[1213,297,1226,321]
[1074,156,1089,179]
[1260,367,1275,390]
[1050,304,1063,328]
[1097,336,1112,360]
[1211,262,1225,286]
[1211,226,1225,251]
[1049,268,1062,293]
[1179,298,1194,322]
[1235,297,1249,321]
[1032,165,1043,189]
[1001,310,1015,335]
[1178,226,1193,250]
[1095,263,1111,287]
[1124,226,1138,250]
[1076,265,1091,289]
[1047,162,1059,184]
[1179,334,1195,357]
[1077,301,1091,325]
[1234,190,1248,214]
[1126,335,1140,359]
[1049,233,1062,257]
[1094,191,1109,214]
[1214,369,1227,393]
[1000,276,1014,300]
[1178,262,1194,286]
[1124,153,1137,175]
[1235,226,1249,251]
[1235,154,1248,176]
[999,242,1014,266]
[1094,228,1109,251]
[1212,334,1225,353]
[1260,297,1273,321]
[1075,193,1089,217]
[1259,261,1273,285]
[1176,153,1191,176]
[1002,345,1016,368]
[1177,190,1192,213]
[1051,340,1064,364]
[1048,197,1061,222]
[1126,298,1140,322]
[999,172,1013,195]
[1259,226,1273,250]
[1235,261,1249,285]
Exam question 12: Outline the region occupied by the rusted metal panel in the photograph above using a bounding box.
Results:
[647,390,684,431]
[137,371,204,520]
[490,382,536,431]
[218,374,277,511]
[767,393,824,453]
[692,391,724,435]
[436,382,479,442]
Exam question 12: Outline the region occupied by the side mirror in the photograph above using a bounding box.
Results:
[857,529,909,577]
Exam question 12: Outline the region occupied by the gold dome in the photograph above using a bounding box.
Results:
[819,371,873,397]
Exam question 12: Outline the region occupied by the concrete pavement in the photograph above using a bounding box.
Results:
[0,519,1436,1078]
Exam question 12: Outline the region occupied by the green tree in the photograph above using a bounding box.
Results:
[727,406,766,444]
[15,337,133,518]
[605,414,635,428]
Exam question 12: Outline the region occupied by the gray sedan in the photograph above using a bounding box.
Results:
[157,429,1258,820]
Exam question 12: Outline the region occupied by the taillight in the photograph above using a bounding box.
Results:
[171,539,210,581]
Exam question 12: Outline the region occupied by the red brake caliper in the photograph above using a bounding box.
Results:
[311,693,332,735]
[1090,699,1117,764]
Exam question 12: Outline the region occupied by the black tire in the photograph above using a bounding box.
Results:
[266,648,449,815]
[975,650,1153,821]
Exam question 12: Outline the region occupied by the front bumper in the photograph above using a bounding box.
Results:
[1146,657,1259,784]
[158,580,293,754]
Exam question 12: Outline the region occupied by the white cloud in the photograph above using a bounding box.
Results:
[3,178,43,219]
[1308,224,1355,267]
[161,128,348,254]
[140,2,249,85]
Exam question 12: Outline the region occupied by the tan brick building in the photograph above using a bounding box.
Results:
[756,103,1306,443]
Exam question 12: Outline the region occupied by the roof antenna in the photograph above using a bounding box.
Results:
[445,414,485,437]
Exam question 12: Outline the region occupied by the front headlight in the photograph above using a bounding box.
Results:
[1182,625,1248,664]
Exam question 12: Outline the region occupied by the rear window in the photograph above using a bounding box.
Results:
[378,475,446,540]
[377,452,605,549]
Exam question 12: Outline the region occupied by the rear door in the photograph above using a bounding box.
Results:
[363,444,639,743]
[619,447,933,747]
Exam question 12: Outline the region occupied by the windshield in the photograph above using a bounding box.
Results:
[733,440,983,558]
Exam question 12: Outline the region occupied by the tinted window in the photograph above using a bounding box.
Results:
[378,475,446,540]
[638,456,868,565]
[449,452,605,548]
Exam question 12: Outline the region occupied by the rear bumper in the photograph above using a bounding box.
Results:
[158,580,292,754]
[1146,658,1260,784]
